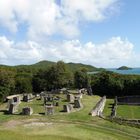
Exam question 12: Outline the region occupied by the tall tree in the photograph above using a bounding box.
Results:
[47,61,73,89]
[74,68,90,89]
[0,69,15,101]
[15,77,32,93]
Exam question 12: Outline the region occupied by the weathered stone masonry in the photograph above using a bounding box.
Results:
[89,96,106,117]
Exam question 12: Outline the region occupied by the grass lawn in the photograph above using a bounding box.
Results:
[103,99,114,117]
[0,94,140,140]
[117,104,140,119]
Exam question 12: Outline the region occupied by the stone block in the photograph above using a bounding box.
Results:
[67,94,74,102]
[45,105,54,115]
[74,99,82,108]
[8,103,18,114]
[22,107,33,115]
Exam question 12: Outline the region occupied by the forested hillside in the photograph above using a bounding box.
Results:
[0,60,100,101]
[0,60,140,102]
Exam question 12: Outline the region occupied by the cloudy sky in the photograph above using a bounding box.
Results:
[0,0,139,67]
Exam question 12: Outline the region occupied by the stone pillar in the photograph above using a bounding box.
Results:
[45,105,54,115]
[63,104,73,113]
[7,99,14,109]
[87,86,93,95]
[67,94,74,102]
[63,105,70,113]
[74,99,82,108]
[8,103,18,114]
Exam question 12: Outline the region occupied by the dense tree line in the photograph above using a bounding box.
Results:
[0,61,79,101]
[32,61,73,92]
[0,61,140,102]
[91,71,140,97]
[0,68,15,101]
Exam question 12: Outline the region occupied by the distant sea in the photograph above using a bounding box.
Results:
[107,68,140,75]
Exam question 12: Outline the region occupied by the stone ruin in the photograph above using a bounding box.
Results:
[74,98,83,108]
[87,86,93,96]
[110,96,140,118]
[53,96,60,106]
[40,91,46,100]
[75,94,82,100]
[44,95,54,105]
[8,103,18,114]
[7,95,21,114]
[60,88,69,94]
[7,95,21,106]
[22,107,33,115]
[89,96,106,117]
[111,96,117,118]
[45,105,54,115]
[23,93,33,102]
[67,94,74,102]
[51,89,60,94]
[79,88,87,94]
[43,94,61,107]
[13,96,20,103]
[63,104,73,113]
[53,100,59,106]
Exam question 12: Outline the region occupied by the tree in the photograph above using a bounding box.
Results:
[0,69,15,101]
[15,77,32,93]
[46,61,73,89]
[74,68,90,89]
[32,69,47,92]
[32,61,73,92]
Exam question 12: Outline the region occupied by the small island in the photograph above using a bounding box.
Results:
[117,66,132,70]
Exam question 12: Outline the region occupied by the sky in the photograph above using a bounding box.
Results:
[0,0,140,68]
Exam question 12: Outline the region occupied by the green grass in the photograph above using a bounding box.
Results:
[0,122,138,140]
[103,98,140,119]
[0,130,78,140]
[103,99,114,117]
[117,104,140,119]
[0,94,140,140]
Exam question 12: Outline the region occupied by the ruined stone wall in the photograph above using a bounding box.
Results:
[110,96,117,118]
[89,96,106,116]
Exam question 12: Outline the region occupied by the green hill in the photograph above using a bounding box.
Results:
[0,60,103,72]
[117,66,132,70]
[66,62,103,72]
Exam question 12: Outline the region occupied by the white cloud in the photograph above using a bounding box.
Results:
[0,0,119,39]
[0,36,43,65]
[50,37,134,67]
[0,36,135,67]
[61,0,118,21]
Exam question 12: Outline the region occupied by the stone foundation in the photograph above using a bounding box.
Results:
[89,96,106,117]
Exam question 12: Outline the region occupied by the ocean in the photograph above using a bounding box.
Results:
[107,68,140,75]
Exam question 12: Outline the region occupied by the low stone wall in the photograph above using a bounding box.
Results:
[110,117,140,128]
[110,96,118,118]
[89,96,106,116]
[117,96,140,105]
